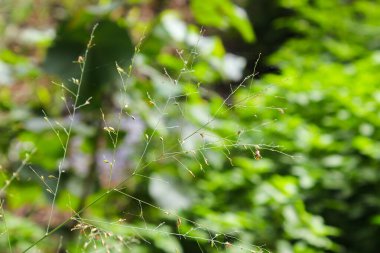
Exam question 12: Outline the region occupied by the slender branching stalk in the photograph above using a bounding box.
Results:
[0,200,12,253]
[44,24,98,234]
[103,31,146,188]
[0,148,36,196]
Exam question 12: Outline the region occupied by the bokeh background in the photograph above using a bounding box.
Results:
[1,0,380,252]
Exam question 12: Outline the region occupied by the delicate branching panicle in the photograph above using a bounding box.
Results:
[22,25,287,253]
[42,24,99,235]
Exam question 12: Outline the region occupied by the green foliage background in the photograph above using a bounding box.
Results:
[0,0,379,252]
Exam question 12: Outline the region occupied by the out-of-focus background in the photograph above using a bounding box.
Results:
[1,0,380,252]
